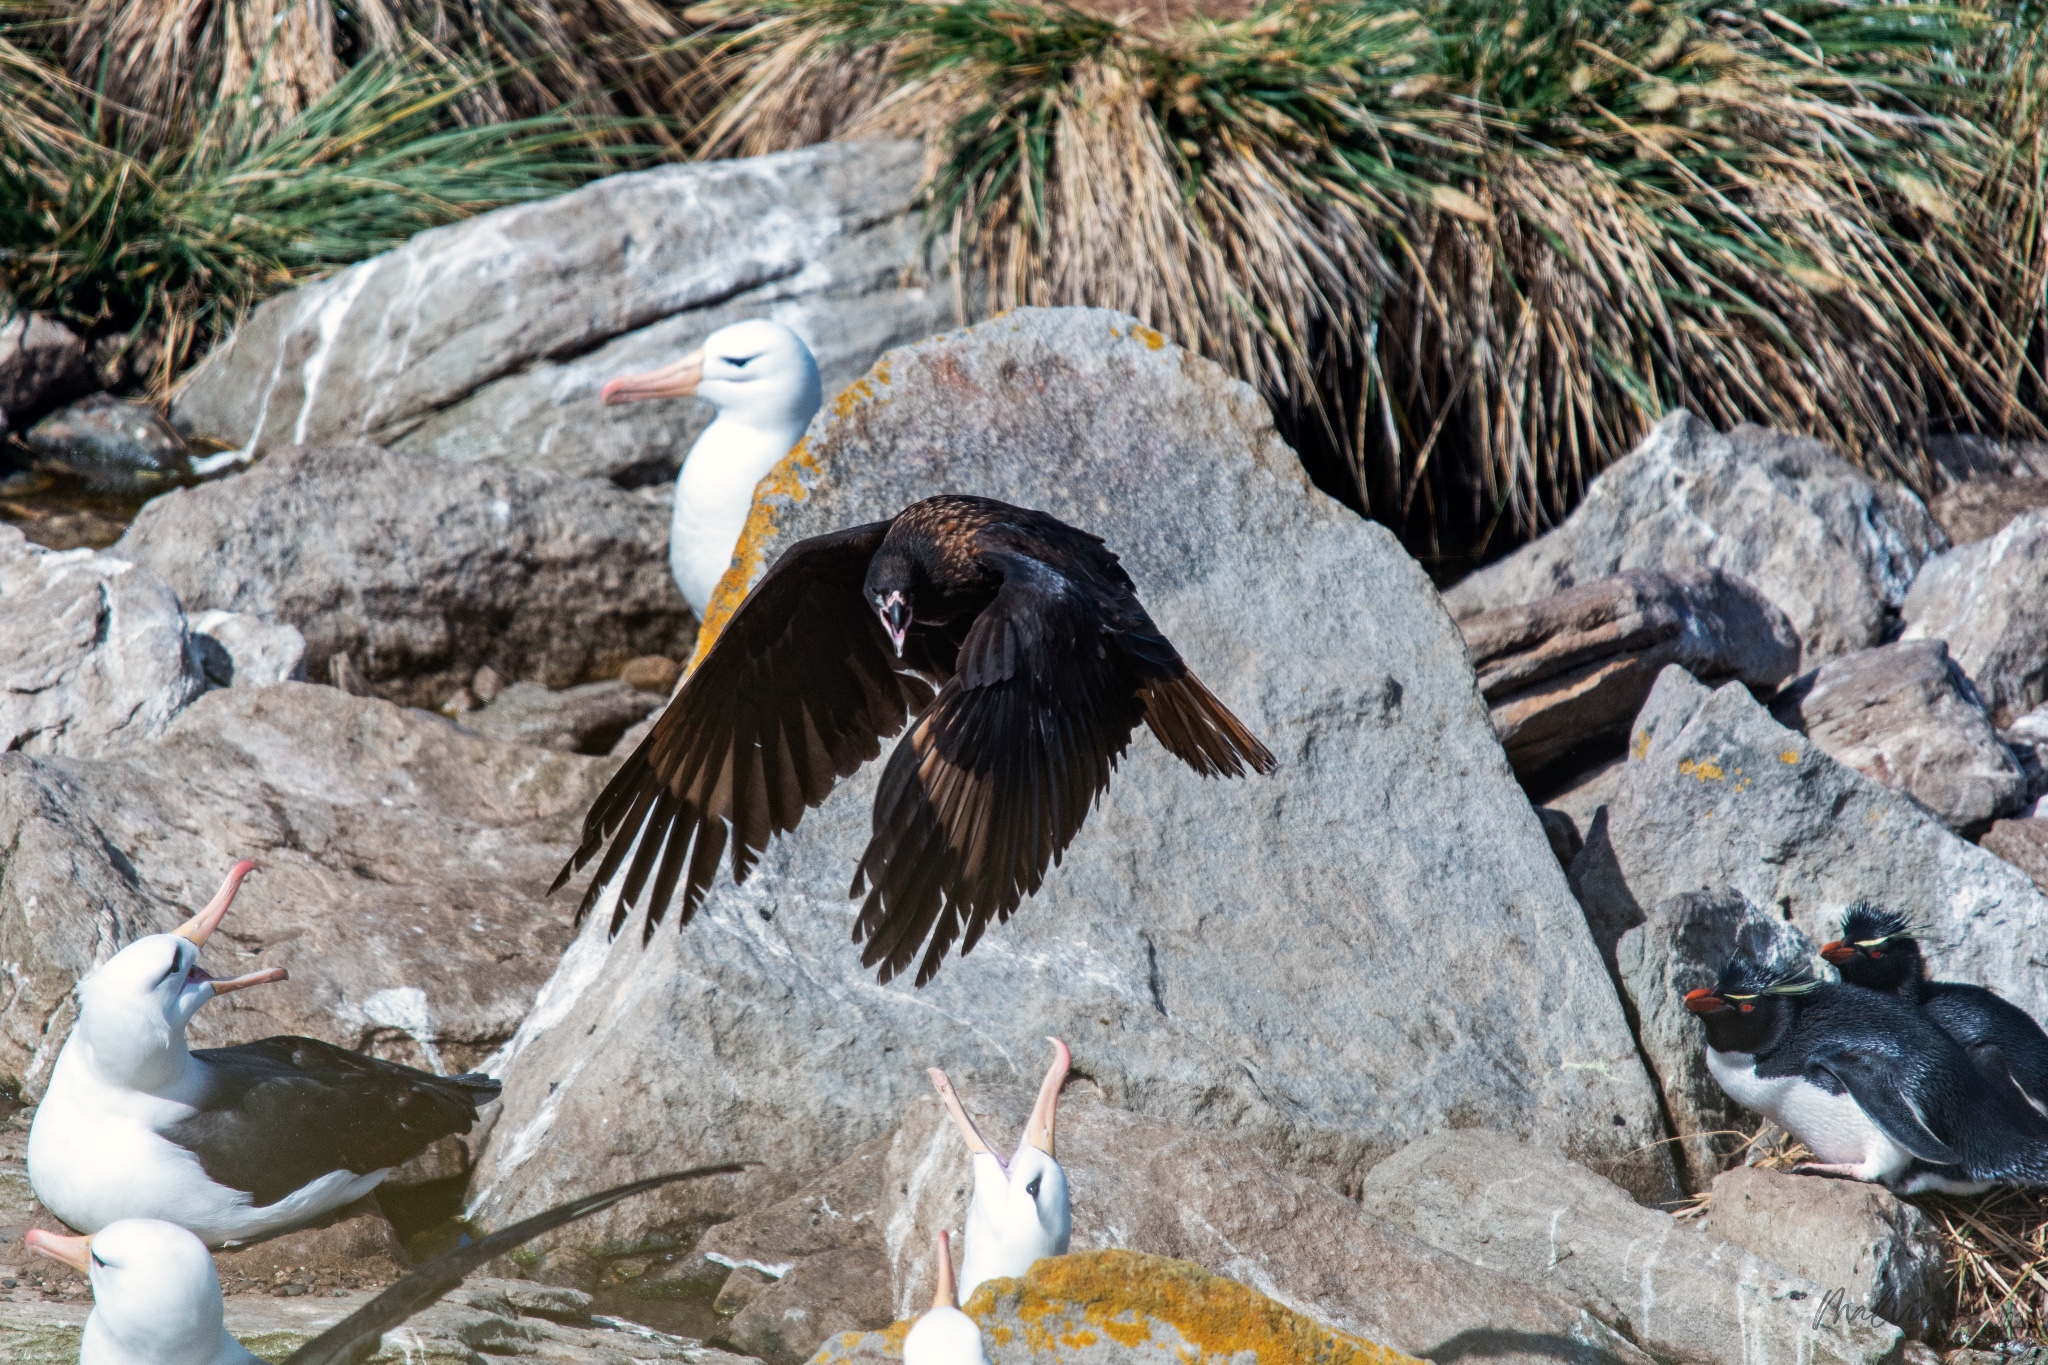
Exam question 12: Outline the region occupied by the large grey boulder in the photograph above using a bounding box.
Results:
[0,525,206,756]
[1358,1130,1903,1365]
[0,683,609,1098]
[167,143,956,484]
[1706,1165,1946,1341]
[1983,814,2048,894]
[468,308,1673,1262]
[1771,638,2029,831]
[111,444,691,709]
[1445,410,1943,662]
[1569,666,2048,1028]
[1460,567,1799,773]
[0,313,91,424]
[1612,891,1814,1190]
[875,1085,1650,1365]
[1902,507,2048,724]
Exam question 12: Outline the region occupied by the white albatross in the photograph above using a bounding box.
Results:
[929,1037,1072,1306]
[903,1229,992,1365]
[601,318,822,616]
[28,1220,259,1365]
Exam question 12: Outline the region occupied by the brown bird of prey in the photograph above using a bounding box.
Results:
[552,494,1276,986]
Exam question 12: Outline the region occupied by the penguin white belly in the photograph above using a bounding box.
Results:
[29,1056,388,1246]
[670,422,802,615]
[1707,1048,1914,1182]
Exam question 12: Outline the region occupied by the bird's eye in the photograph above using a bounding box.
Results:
[723,353,760,370]
[159,950,183,984]
[1025,1176,1042,1198]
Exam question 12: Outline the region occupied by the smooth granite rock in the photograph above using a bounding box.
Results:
[1445,410,1943,663]
[1569,665,2048,1031]
[112,444,692,708]
[0,524,206,756]
[1902,508,2048,724]
[0,683,609,1098]
[468,308,1673,1266]
[167,143,956,485]
[190,609,308,688]
[1359,1130,1903,1365]
[0,314,91,421]
[462,680,661,756]
[1771,639,2028,832]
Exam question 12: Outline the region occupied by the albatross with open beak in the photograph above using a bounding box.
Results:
[28,861,500,1246]
[600,318,822,617]
[903,1230,992,1365]
[930,1038,1072,1305]
[29,1221,259,1365]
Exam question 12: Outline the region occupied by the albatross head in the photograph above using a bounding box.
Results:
[32,1220,233,1365]
[929,1038,1073,1284]
[599,319,822,434]
[74,861,286,1085]
[902,1229,993,1365]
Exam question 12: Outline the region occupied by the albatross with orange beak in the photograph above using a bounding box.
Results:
[28,1221,259,1365]
[600,318,822,617]
[930,1038,1073,1305]
[27,861,500,1246]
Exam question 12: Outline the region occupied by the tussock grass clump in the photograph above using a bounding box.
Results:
[693,0,2048,554]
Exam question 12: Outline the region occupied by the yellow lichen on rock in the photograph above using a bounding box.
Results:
[688,438,823,671]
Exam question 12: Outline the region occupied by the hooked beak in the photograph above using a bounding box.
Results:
[174,861,258,947]
[1023,1037,1070,1158]
[880,592,910,658]
[27,1229,92,1274]
[601,349,703,406]
[1819,941,1857,965]
[1683,988,1728,1016]
[930,1068,997,1162]
[931,1229,958,1312]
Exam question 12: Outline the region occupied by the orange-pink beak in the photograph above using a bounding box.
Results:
[600,350,704,406]
[173,862,288,996]
[931,1229,958,1312]
[1024,1037,1070,1158]
[27,1228,91,1273]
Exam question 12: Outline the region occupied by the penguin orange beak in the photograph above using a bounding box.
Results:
[1819,941,1856,965]
[601,350,703,406]
[1683,988,1728,1015]
[174,861,258,946]
[1023,1037,1070,1158]
[26,1229,92,1274]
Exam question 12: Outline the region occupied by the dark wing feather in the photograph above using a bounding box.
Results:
[167,1038,499,1207]
[552,519,934,940]
[1808,1045,1965,1166]
[852,550,1269,987]
[279,1164,747,1365]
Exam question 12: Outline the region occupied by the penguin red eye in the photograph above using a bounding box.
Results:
[1738,1003,1754,1013]
[1870,951,1883,958]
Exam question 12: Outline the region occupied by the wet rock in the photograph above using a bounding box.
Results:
[0,315,92,421]
[1568,665,2048,1033]
[879,1085,1651,1365]
[1930,475,2048,546]
[1461,568,1800,774]
[1612,890,1816,1189]
[1902,508,2048,724]
[0,1276,757,1364]
[0,683,610,1097]
[816,1250,1436,1365]
[1981,815,2048,894]
[463,680,661,755]
[1445,410,1943,663]
[1358,1130,1902,1365]
[1705,1165,1946,1340]
[24,395,190,492]
[112,443,693,709]
[0,524,206,756]
[1771,639,2028,832]
[190,608,308,688]
[468,308,1672,1262]
[169,143,956,485]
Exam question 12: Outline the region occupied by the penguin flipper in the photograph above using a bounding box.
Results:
[1814,1049,1963,1166]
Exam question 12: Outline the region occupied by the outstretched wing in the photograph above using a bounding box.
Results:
[851,551,1270,987]
[553,519,931,940]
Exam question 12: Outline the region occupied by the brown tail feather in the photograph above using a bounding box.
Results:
[1139,671,1276,778]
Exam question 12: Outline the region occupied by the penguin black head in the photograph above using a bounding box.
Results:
[1819,902,1924,996]
[1684,956,1822,1053]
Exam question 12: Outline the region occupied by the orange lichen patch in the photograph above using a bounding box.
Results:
[976,1249,1423,1365]
[1780,749,1800,764]
[687,438,822,671]
[1630,728,1653,760]
[1678,757,1726,782]
[1132,325,1166,350]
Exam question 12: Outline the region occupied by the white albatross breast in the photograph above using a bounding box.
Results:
[930,1037,1073,1306]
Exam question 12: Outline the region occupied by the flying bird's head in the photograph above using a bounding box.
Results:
[74,861,285,1086]
[865,550,918,657]
[1684,953,1819,1053]
[1819,901,1923,992]
[599,319,821,433]
[33,1220,227,1361]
